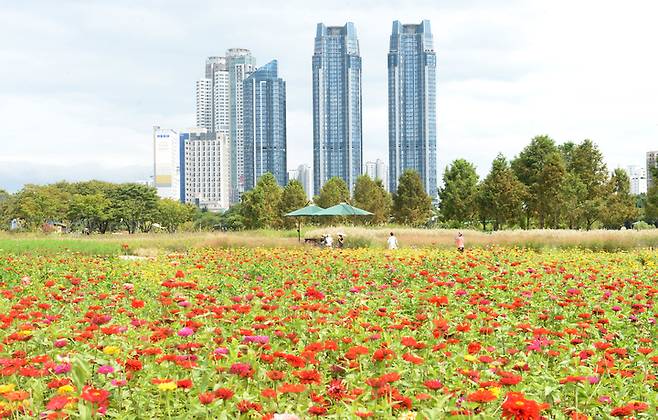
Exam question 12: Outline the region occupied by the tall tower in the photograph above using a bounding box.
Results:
[227,48,257,203]
[243,60,287,189]
[388,20,437,197]
[312,22,362,195]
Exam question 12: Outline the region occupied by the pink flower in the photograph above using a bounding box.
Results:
[111,379,127,387]
[178,327,194,337]
[214,348,229,357]
[98,365,115,375]
[178,301,190,307]
[54,339,67,348]
[54,363,71,374]
[242,335,269,345]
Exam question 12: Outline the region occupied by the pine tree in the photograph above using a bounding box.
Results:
[392,170,432,226]
[353,175,392,225]
[438,159,479,226]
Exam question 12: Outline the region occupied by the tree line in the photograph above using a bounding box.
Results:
[1,135,656,233]
[439,135,654,230]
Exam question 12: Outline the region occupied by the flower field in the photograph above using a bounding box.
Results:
[1,247,657,419]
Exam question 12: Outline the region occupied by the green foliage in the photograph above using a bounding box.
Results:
[512,135,566,228]
[279,180,309,228]
[314,177,350,208]
[600,169,639,229]
[644,183,658,225]
[477,154,527,230]
[109,183,159,233]
[352,175,392,225]
[438,159,479,226]
[240,173,283,229]
[392,170,432,226]
[155,199,196,233]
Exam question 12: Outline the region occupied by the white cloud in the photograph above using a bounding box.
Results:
[1,0,657,191]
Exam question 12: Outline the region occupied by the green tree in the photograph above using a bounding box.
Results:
[279,180,309,229]
[156,199,196,233]
[352,175,392,225]
[512,135,566,228]
[68,193,112,233]
[438,159,479,226]
[240,173,283,229]
[109,183,158,233]
[220,204,246,231]
[601,169,639,229]
[392,170,432,226]
[314,177,349,208]
[564,140,608,229]
[11,184,71,230]
[477,154,527,231]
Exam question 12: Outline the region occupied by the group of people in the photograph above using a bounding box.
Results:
[320,233,344,248]
[387,231,465,252]
[317,231,465,252]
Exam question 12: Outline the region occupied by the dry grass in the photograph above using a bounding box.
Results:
[2,227,657,255]
[306,227,658,250]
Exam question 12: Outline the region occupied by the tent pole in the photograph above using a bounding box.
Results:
[298,219,301,242]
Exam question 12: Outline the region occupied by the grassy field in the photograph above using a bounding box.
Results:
[1,227,657,256]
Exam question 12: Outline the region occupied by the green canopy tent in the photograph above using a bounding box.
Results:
[284,205,325,242]
[315,202,373,217]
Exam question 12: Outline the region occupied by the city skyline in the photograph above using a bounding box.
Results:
[2,1,658,193]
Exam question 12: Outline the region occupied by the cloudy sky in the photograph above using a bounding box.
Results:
[2,0,657,192]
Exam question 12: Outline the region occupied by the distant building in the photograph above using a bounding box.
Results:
[243,60,287,189]
[288,164,313,201]
[153,126,181,200]
[196,57,230,136]
[364,159,388,191]
[388,20,437,197]
[180,129,230,211]
[647,151,658,191]
[312,22,363,195]
[227,48,257,203]
[625,165,647,195]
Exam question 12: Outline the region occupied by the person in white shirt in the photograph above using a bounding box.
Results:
[325,234,333,248]
[387,232,398,250]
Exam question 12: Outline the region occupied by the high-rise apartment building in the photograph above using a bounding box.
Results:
[180,129,230,211]
[388,20,437,197]
[243,60,287,189]
[365,159,388,191]
[625,165,647,195]
[196,57,229,135]
[227,48,257,203]
[153,126,181,200]
[312,22,363,194]
[195,79,213,130]
[647,151,658,191]
[288,164,313,201]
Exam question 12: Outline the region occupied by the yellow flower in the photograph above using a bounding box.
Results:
[464,354,477,362]
[397,412,417,420]
[103,346,120,355]
[57,385,75,394]
[488,387,501,398]
[18,330,32,337]
[0,384,15,394]
[157,382,177,391]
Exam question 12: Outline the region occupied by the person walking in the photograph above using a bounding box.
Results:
[387,232,399,250]
[455,232,465,253]
[325,234,333,248]
[336,234,345,248]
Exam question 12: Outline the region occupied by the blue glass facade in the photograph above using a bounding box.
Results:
[312,22,362,195]
[388,20,437,197]
[243,60,287,189]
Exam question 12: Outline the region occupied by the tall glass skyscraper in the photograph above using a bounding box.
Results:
[388,20,437,197]
[243,60,287,189]
[227,48,257,203]
[312,22,362,194]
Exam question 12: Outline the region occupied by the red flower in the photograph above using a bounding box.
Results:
[501,392,549,420]
[260,388,277,398]
[266,370,285,380]
[293,369,321,384]
[46,395,72,410]
[278,383,306,393]
[308,405,327,416]
[467,389,497,403]
[229,362,254,378]
[214,388,234,400]
[423,380,443,390]
[176,379,193,389]
[198,392,215,405]
[81,386,110,405]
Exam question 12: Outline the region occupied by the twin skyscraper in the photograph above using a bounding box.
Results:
[157,20,437,210]
[313,20,437,197]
